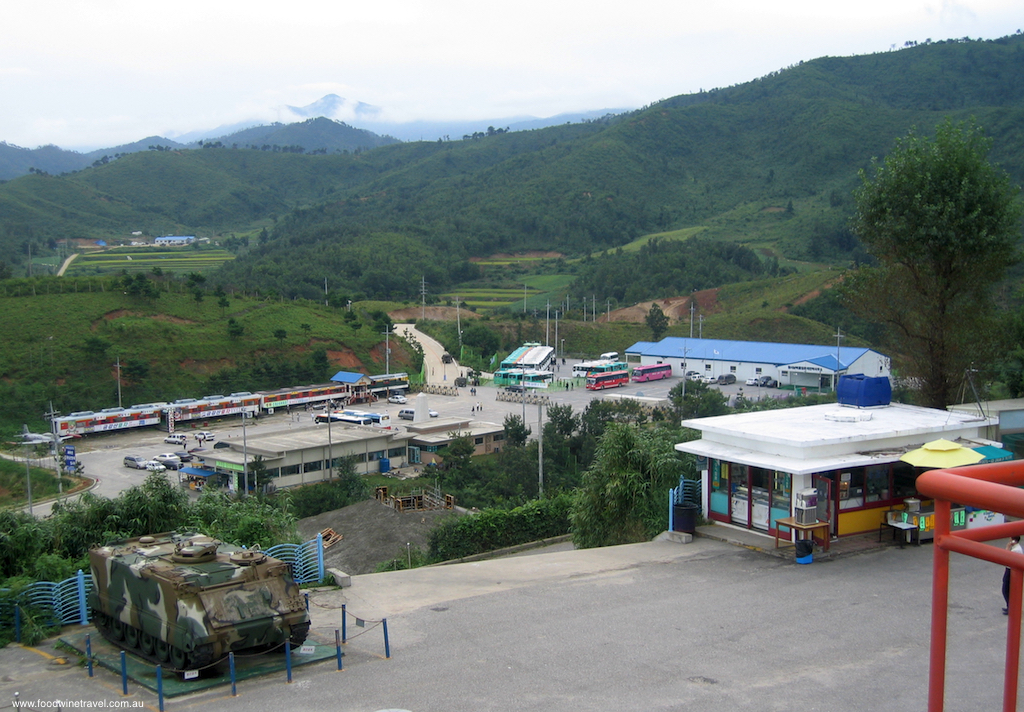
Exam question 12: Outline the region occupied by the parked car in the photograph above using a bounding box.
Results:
[686,371,702,381]
[429,409,439,418]
[164,434,188,446]
[700,375,717,384]
[716,373,737,385]
[153,453,182,469]
[144,460,167,473]
[123,455,148,469]
[195,431,216,441]
[758,376,778,388]
[398,409,416,420]
[388,394,407,404]
[745,377,760,386]
[174,451,194,463]
[505,384,526,393]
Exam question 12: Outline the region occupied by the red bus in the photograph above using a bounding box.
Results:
[631,363,672,382]
[586,370,630,390]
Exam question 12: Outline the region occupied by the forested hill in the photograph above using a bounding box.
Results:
[2,35,1024,301]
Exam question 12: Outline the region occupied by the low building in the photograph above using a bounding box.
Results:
[193,422,412,490]
[404,417,506,465]
[676,399,1001,543]
[626,337,890,390]
[154,235,195,246]
[330,370,374,404]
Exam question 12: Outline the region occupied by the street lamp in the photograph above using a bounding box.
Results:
[242,410,249,495]
[24,442,33,516]
[326,399,334,480]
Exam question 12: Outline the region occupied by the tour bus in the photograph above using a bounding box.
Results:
[572,360,628,377]
[586,370,631,390]
[631,363,673,383]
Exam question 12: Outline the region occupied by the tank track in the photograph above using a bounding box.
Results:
[91,610,215,672]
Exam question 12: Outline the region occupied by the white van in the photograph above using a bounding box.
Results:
[164,433,188,446]
[599,351,619,361]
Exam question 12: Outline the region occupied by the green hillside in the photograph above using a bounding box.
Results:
[0,280,417,437]
[1,35,1023,306]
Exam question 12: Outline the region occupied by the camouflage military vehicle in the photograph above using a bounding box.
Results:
[88,532,310,670]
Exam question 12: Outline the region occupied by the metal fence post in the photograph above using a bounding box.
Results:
[77,569,89,625]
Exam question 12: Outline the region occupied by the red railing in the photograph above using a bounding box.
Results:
[916,460,1024,712]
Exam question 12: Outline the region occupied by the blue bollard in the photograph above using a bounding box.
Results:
[86,634,93,677]
[120,651,128,696]
[335,629,343,671]
[342,604,347,643]
[230,652,237,696]
[285,639,293,683]
[383,618,390,659]
[157,664,164,712]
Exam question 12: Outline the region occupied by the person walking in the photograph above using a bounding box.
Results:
[1003,536,1022,614]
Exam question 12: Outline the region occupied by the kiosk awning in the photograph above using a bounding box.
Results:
[180,467,215,478]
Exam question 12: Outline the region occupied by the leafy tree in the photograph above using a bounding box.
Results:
[503,413,531,448]
[645,303,669,341]
[227,318,245,339]
[569,424,688,548]
[273,329,287,342]
[668,379,729,419]
[845,118,1023,408]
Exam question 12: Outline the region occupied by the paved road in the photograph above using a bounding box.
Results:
[1,535,1014,711]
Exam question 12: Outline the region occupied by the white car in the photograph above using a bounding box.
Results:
[701,375,717,384]
[144,460,167,473]
[195,431,216,441]
[153,453,182,469]
[429,409,439,418]
[387,394,407,404]
[745,377,760,386]
[164,433,188,446]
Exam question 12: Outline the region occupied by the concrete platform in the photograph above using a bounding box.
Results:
[695,521,906,561]
[58,628,339,697]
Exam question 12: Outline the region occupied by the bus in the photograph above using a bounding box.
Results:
[586,370,630,390]
[631,363,673,383]
[572,360,628,377]
[494,368,554,388]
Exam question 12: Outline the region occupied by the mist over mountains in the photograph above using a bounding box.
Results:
[0,95,631,181]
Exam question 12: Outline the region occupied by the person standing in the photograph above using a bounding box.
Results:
[1003,536,1022,614]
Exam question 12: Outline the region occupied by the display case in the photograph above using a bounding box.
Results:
[887,505,967,541]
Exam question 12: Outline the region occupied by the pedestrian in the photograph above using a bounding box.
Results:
[1004,536,1022,614]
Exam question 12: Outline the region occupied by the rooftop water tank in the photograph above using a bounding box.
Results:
[837,374,892,408]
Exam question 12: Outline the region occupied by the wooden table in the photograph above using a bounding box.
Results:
[774,516,831,552]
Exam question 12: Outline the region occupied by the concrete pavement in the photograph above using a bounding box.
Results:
[3,532,1017,712]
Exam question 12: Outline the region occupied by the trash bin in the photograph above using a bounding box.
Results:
[673,503,699,534]
[795,539,813,564]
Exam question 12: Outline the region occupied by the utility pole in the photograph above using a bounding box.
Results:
[455,296,462,358]
[115,356,122,408]
[382,327,392,376]
[242,410,249,495]
[538,402,544,498]
[420,276,428,321]
[554,311,559,361]
[545,301,550,346]
[606,299,610,322]
[324,277,329,306]
[698,314,704,339]
[592,295,596,322]
[523,284,528,313]
[24,442,32,516]
[833,328,845,391]
[690,299,695,339]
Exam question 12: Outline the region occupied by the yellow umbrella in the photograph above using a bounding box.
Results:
[900,438,985,468]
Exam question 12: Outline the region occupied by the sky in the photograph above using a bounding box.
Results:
[2,0,1022,151]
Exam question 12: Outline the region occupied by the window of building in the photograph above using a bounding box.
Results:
[475,437,484,445]
[730,366,737,373]
[281,464,301,476]
[755,367,762,375]
[493,433,505,442]
[367,450,385,462]
[388,447,406,458]
[303,460,322,473]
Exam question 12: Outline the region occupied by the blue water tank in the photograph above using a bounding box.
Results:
[837,374,892,407]
[379,457,390,473]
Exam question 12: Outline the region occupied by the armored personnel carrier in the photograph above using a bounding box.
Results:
[88,532,310,671]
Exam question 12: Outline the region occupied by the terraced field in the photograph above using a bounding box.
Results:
[64,248,235,276]
[442,274,576,313]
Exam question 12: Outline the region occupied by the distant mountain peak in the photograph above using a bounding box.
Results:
[285,94,382,122]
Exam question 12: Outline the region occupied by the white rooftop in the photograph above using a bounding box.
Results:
[677,402,997,475]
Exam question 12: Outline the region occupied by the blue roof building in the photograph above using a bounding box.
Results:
[625,337,890,390]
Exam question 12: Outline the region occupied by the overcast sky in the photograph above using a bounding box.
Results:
[2,0,1022,150]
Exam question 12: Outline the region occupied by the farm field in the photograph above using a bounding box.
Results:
[442,274,575,313]
[64,247,235,277]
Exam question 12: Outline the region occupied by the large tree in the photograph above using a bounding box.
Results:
[845,118,1023,408]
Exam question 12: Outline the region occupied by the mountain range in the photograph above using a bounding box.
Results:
[0,95,631,181]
